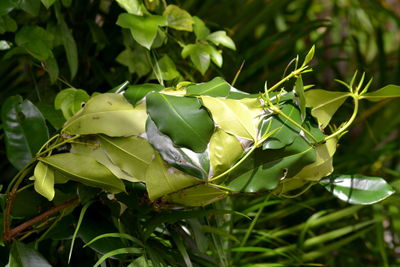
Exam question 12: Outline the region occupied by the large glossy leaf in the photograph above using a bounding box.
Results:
[33,162,55,201]
[320,175,395,205]
[200,96,263,141]
[360,85,400,101]
[163,184,228,207]
[304,90,351,128]
[8,241,51,267]
[99,135,154,182]
[273,138,337,194]
[163,5,194,31]
[186,77,230,97]
[146,92,214,152]
[2,96,49,170]
[40,153,125,193]
[124,83,164,105]
[71,139,137,182]
[116,13,166,49]
[226,136,316,192]
[146,118,209,178]
[209,128,243,176]
[55,88,90,119]
[145,153,200,201]
[62,93,147,136]
[259,103,302,150]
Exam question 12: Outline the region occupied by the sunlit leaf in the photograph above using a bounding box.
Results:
[116,0,142,15]
[186,77,230,97]
[302,45,315,67]
[62,93,147,137]
[33,162,55,201]
[40,153,126,193]
[320,175,395,205]
[206,31,236,50]
[200,96,263,141]
[2,96,49,170]
[146,92,214,152]
[181,43,211,75]
[124,83,164,106]
[164,184,228,207]
[163,4,194,31]
[360,85,400,101]
[304,89,351,128]
[99,135,154,182]
[145,153,200,201]
[55,88,90,120]
[193,16,210,41]
[209,128,243,176]
[295,76,306,121]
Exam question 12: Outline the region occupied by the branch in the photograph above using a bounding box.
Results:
[3,198,79,242]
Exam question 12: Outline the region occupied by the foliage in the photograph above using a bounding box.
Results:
[1,0,400,266]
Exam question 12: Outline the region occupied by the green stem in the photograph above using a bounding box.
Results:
[324,95,359,141]
[38,134,60,154]
[267,67,306,93]
[37,135,80,157]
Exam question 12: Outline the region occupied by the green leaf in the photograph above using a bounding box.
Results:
[163,184,228,207]
[193,16,210,41]
[116,13,166,50]
[295,76,306,121]
[116,0,142,15]
[8,241,51,267]
[146,92,214,153]
[206,31,236,50]
[0,1,16,16]
[274,138,337,194]
[209,128,243,176]
[226,136,316,192]
[200,96,263,141]
[360,85,400,101]
[36,102,65,130]
[0,15,17,34]
[124,83,164,106]
[186,77,230,97]
[41,0,56,9]
[33,162,55,201]
[40,153,126,193]
[181,43,210,75]
[146,118,209,178]
[62,93,147,137]
[320,175,396,205]
[99,135,154,182]
[302,45,315,67]
[163,5,194,31]
[116,47,151,76]
[15,26,54,61]
[17,0,40,16]
[259,103,302,150]
[55,88,90,120]
[145,153,200,200]
[71,139,137,182]
[154,55,180,80]
[2,96,49,170]
[58,17,79,79]
[44,55,59,84]
[304,89,351,128]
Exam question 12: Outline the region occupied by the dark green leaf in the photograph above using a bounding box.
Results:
[2,96,49,170]
[11,188,50,217]
[146,92,214,153]
[124,83,164,106]
[360,85,400,101]
[186,77,230,97]
[116,13,166,50]
[226,136,316,192]
[295,76,306,121]
[146,118,209,178]
[163,5,194,31]
[58,16,78,79]
[116,47,151,76]
[0,15,17,34]
[44,55,59,84]
[36,102,65,130]
[40,153,126,193]
[15,26,54,61]
[54,88,90,120]
[0,0,16,16]
[17,0,40,16]
[41,0,56,9]
[320,175,395,205]
[8,241,51,267]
